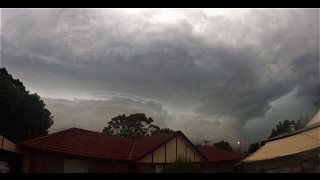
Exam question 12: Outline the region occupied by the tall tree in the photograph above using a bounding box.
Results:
[213,140,232,151]
[247,142,260,155]
[102,113,173,138]
[0,67,54,143]
[295,117,309,129]
[267,118,308,139]
[268,120,292,139]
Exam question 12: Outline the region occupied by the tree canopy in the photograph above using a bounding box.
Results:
[247,142,260,155]
[213,140,232,151]
[268,117,308,139]
[0,67,54,143]
[102,113,173,138]
[268,119,294,139]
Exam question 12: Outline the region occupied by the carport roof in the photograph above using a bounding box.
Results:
[242,124,320,163]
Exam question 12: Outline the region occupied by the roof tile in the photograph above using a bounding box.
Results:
[196,145,246,162]
[18,127,136,160]
[18,128,185,161]
[18,127,240,162]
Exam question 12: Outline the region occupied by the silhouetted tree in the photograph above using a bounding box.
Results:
[247,142,260,155]
[268,120,293,139]
[102,113,173,138]
[0,67,54,143]
[213,140,232,151]
[268,118,309,139]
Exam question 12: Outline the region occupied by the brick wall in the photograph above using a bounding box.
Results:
[29,153,54,173]
[27,152,136,173]
[97,161,134,173]
[135,164,149,173]
[205,161,236,173]
[97,162,118,173]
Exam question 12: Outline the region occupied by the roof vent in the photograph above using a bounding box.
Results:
[290,124,295,132]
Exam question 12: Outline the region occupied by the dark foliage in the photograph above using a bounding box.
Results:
[102,113,173,138]
[0,67,54,143]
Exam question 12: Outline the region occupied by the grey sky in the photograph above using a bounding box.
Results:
[1,8,319,150]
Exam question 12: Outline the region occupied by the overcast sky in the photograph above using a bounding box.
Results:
[1,8,319,151]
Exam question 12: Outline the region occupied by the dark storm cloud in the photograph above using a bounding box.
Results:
[43,95,175,133]
[1,8,319,145]
[193,9,319,122]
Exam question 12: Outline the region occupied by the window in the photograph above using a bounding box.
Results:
[88,161,97,173]
[117,165,128,173]
[217,163,221,172]
[149,164,163,173]
[53,157,98,173]
[65,158,87,173]
[54,157,64,173]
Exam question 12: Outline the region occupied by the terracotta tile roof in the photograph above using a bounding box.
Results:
[18,127,136,161]
[17,127,206,162]
[196,145,246,162]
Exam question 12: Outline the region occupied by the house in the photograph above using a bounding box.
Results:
[196,145,246,173]
[236,111,320,173]
[0,134,24,173]
[16,127,208,173]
